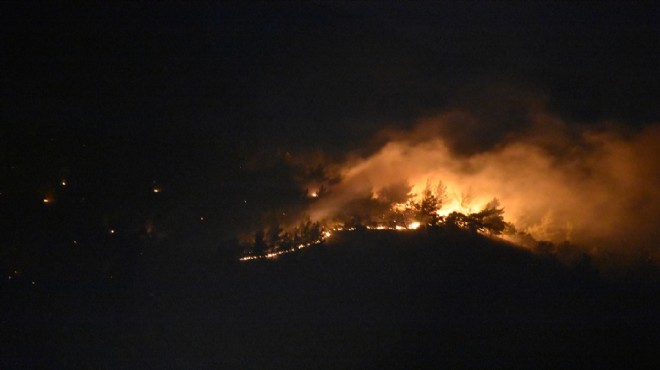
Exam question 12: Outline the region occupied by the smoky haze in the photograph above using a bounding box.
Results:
[304,94,660,264]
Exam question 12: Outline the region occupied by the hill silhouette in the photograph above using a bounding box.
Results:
[3,229,660,369]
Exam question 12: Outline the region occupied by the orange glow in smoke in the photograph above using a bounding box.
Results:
[301,110,660,263]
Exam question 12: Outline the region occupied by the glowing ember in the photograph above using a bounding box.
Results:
[42,197,52,204]
[239,232,330,262]
[408,221,421,229]
[153,188,161,193]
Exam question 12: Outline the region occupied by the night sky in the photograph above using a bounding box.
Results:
[2,2,660,367]
[3,1,658,245]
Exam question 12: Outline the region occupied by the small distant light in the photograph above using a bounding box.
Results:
[243,200,247,204]
[109,229,116,235]
[43,198,51,204]
[8,276,12,280]
[153,188,161,193]
[61,180,67,186]
[310,192,318,198]
[31,281,35,285]
[73,240,78,245]
[199,216,205,221]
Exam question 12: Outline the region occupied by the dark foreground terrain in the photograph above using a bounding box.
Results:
[3,229,660,369]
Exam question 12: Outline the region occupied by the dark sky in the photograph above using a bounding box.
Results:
[4,2,658,146]
[1,1,658,235]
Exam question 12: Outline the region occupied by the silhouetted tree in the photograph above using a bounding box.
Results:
[267,224,284,247]
[253,230,266,255]
[416,188,441,227]
[307,221,321,242]
[472,198,508,235]
[296,219,323,243]
[444,199,509,235]
[411,180,447,227]
[279,232,292,251]
[445,211,470,230]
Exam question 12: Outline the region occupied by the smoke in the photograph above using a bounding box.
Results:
[304,103,660,264]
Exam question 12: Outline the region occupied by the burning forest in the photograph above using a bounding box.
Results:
[240,104,660,269]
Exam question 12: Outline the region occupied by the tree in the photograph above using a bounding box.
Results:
[297,218,322,243]
[253,230,266,255]
[445,211,470,230]
[416,189,440,226]
[447,198,509,235]
[473,198,508,235]
[414,181,446,227]
[267,224,284,247]
[444,199,509,235]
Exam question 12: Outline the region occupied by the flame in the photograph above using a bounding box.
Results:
[299,110,660,263]
[408,221,421,230]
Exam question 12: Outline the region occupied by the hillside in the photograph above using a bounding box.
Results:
[4,229,660,369]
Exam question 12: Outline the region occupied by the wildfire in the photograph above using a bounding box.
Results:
[239,241,321,262]
[239,222,438,262]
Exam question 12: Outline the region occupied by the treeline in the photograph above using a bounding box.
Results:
[241,181,515,258]
[241,219,325,258]
[339,180,513,235]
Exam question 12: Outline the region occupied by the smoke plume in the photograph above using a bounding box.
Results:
[305,104,660,264]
